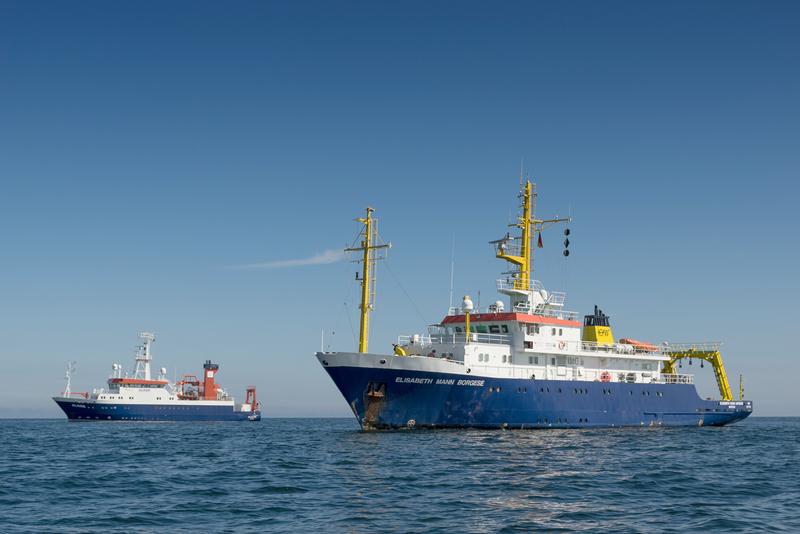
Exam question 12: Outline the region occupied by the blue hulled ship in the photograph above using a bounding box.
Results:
[54,333,261,421]
[318,179,752,429]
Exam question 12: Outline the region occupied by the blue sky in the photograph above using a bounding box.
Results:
[1,1,798,417]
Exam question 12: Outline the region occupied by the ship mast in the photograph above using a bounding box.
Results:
[133,332,156,380]
[494,180,570,292]
[345,207,391,353]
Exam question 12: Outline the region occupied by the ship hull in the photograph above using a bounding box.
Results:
[53,397,260,421]
[318,353,752,430]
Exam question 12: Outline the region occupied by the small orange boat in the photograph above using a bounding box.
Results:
[619,338,660,352]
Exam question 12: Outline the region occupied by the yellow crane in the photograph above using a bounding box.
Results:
[662,343,734,401]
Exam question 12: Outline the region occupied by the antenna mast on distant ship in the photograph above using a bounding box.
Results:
[63,361,77,397]
[133,332,156,380]
[345,207,391,353]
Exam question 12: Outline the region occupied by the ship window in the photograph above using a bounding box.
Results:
[455,327,463,333]
[534,356,539,364]
[551,328,556,335]
[528,324,540,335]
[524,341,533,349]
[551,358,556,365]
[529,356,533,364]
[489,325,500,334]
[502,355,507,363]
[559,328,563,336]
[508,355,512,363]
[501,325,509,333]
[475,325,488,334]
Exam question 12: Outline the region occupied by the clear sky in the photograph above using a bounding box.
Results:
[1,1,798,417]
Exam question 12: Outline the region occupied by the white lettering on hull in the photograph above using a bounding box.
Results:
[395,377,485,387]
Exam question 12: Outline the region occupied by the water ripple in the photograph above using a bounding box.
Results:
[0,418,798,533]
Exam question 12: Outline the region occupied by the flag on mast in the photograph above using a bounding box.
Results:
[537,232,543,248]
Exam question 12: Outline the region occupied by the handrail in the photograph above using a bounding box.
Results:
[398,332,511,346]
[664,342,722,352]
[496,278,546,293]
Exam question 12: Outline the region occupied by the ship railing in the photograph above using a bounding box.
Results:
[656,373,695,384]
[447,306,491,316]
[663,342,722,352]
[579,340,668,356]
[496,278,544,293]
[398,332,511,347]
[513,304,577,321]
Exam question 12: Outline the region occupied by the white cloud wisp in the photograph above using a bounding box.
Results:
[230,249,345,270]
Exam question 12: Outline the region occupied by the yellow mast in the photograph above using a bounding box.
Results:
[345,207,390,353]
[495,180,570,289]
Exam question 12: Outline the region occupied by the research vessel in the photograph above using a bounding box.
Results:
[53,333,261,421]
[317,180,752,429]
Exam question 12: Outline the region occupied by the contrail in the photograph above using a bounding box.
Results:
[229,249,345,269]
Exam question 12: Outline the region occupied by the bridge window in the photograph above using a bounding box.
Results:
[501,325,509,333]
[528,324,540,335]
[489,325,500,334]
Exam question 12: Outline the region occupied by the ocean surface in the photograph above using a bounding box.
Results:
[1,417,798,533]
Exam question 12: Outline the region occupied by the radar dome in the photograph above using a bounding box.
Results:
[462,295,474,312]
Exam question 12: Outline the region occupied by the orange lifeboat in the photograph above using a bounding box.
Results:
[619,338,659,352]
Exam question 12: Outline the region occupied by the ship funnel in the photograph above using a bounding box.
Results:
[582,305,615,345]
[202,360,220,400]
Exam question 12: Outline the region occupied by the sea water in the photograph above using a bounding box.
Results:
[1,417,798,532]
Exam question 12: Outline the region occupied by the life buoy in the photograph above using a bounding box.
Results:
[600,371,611,382]
[558,341,566,350]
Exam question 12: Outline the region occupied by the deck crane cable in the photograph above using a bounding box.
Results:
[383,258,429,325]
[342,301,357,348]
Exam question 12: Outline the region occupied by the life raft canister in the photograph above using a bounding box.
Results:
[600,371,612,382]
